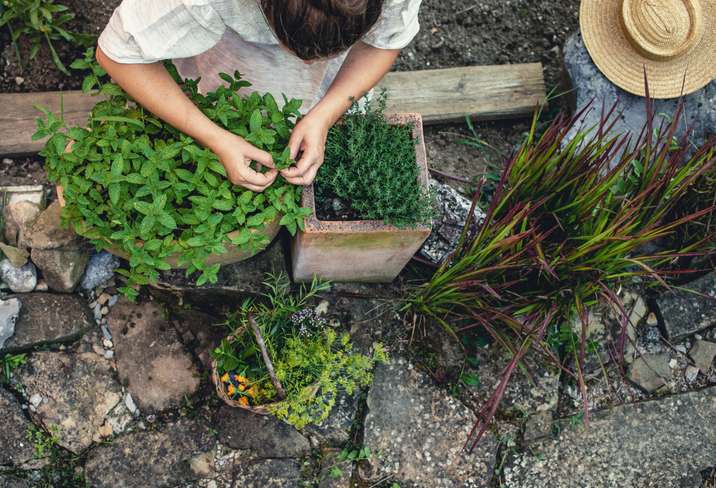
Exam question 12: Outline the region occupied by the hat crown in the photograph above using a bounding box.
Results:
[621,0,704,60]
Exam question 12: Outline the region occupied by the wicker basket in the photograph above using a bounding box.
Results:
[211,316,286,414]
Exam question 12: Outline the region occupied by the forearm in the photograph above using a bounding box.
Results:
[96,47,226,150]
[310,42,399,125]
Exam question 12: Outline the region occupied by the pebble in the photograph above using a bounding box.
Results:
[124,393,138,415]
[92,344,106,357]
[104,350,114,360]
[675,345,688,354]
[108,295,118,307]
[15,76,24,85]
[669,359,678,369]
[103,338,113,349]
[97,293,110,306]
[35,280,49,292]
[93,307,103,322]
[646,313,658,327]
[0,259,38,293]
[207,481,218,488]
[315,300,330,316]
[685,366,700,383]
[101,325,113,341]
[101,306,109,316]
[29,394,43,408]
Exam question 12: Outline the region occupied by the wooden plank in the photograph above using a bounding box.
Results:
[0,90,99,156]
[378,63,546,124]
[0,63,545,156]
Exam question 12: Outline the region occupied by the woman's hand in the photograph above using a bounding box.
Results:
[210,132,278,192]
[281,111,332,186]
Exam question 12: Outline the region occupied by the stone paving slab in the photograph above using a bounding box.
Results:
[361,358,497,487]
[15,352,123,454]
[504,387,716,488]
[0,389,36,468]
[85,418,216,488]
[0,293,94,353]
[107,299,200,412]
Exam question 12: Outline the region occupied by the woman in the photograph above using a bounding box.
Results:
[96,0,421,192]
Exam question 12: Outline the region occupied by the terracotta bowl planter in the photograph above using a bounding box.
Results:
[291,113,432,283]
[56,185,281,268]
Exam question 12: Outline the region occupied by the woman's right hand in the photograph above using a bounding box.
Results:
[210,132,278,192]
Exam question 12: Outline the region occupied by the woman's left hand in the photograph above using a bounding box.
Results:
[281,111,331,186]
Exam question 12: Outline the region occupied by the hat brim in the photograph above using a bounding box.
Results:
[580,0,716,99]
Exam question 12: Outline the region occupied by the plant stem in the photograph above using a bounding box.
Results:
[248,313,286,400]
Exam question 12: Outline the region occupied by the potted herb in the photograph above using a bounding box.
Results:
[211,273,387,429]
[35,55,311,297]
[291,100,433,283]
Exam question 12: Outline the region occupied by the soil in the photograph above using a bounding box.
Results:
[0,0,582,190]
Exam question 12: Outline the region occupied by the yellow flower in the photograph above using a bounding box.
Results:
[238,384,246,392]
[247,387,256,398]
[227,384,237,396]
[239,397,249,406]
[236,375,248,383]
[221,373,230,383]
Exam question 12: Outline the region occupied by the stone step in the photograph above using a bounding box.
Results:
[504,387,716,487]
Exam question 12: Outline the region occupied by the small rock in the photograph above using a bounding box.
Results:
[103,338,113,349]
[689,340,716,374]
[523,411,553,443]
[646,313,658,327]
[108,295,118,307]
[31,248,89,293]
[29,393,43,408]
[231,458,303,488]
[101,306,109,316]
[331,198,344,213]
[124,393,138,415]
[26,201,80,250]
[80,252,121,290]
[0,297,21,349]
[98,422,113,438]
[101,325,113,341]
[669,358,678,369]
[655,272,716,340]
[104,350,115,360]
[628,353,672,392]
[97,293,110,306]
[15,76,24,85]
[34,280,49,291]
[0,259,37,293]
[0,242,29,268]
[3,200,41,248]
[215,406,311,458]
[315,300,330,316]
[685,366,700,383]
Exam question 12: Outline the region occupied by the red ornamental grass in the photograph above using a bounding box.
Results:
[408,94,716,451]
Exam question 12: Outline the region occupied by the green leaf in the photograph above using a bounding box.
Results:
[249,109,262,134]
[158,212,177,230]
[133,201,154,215]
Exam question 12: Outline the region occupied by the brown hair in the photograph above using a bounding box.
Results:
[260,0,384,60]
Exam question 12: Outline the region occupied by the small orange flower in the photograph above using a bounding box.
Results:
[227,384,237,396]
[221,373,230,383]
[247,387,256,398]
[238,384,246,392]
[239,397,249,406]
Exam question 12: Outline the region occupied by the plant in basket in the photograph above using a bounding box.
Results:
[34,51,312,299]
[211,273,388,429]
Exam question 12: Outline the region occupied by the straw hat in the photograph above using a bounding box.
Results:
[580,0,716,99]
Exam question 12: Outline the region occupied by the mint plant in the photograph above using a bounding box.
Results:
[0,0,91,74]
[35,52,311,298]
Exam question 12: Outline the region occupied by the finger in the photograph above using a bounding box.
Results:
[285,163,320,186]
[281,150,319,178]
[245,145,275,169]
[240,166,278,187]
[288,130,304,161]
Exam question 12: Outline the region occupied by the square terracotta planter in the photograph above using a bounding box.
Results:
[291,113,432,283]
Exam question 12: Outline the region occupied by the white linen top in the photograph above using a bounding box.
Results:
[98,0,421,110]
